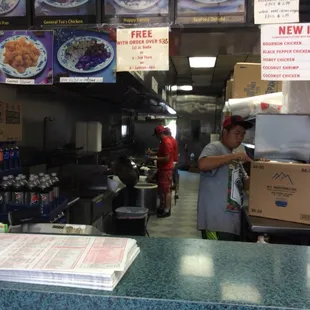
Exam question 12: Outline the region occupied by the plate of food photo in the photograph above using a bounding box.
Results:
[112,0,160,11]
[0,0,20,15]
[0,35,47,78]
[194,0,229,4]
[57,36,114,74]
[41,0,89,9]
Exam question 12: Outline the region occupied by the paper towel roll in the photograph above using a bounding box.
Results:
[282,81,310,114]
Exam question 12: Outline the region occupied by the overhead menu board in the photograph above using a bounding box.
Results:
[261,23,310,81]
[0,30,53,85]
[103,0,170,24]
[0,0,29,28]
[33,0,97,26]
[176,0,246,24]
[54,28,116,83]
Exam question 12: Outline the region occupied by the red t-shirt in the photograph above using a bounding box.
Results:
[157,136,174,171]
[168,136,178,162]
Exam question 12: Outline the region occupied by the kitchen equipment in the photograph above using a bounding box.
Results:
[114,157,140,187]
[134,182,158,214]
[87,122,102,152]
[255,114,310,162]
[75,122,88,150]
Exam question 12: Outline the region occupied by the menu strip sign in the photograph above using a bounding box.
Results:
[176,0,246,24]
[103,0,170,24]
[261,23,310,81]
[0,0,29,28]
[254,0,299,24]
[117,27,169,72]
[33,0,97,26]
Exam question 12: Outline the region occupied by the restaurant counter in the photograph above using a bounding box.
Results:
[0,237,309,309]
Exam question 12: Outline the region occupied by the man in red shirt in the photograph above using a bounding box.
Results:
[165,127,179,199]
[149,125,174,218]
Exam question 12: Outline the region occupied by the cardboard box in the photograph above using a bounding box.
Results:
[0,101,22,141]
[225,79,233,100]
[249,161,310,224]
[232,63,282,99]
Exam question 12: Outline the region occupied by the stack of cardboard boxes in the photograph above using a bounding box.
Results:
[225,63,310,226]
[0,102,22,142]
[225,63,282,100]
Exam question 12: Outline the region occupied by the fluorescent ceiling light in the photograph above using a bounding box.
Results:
[171,85,178,91]
[189,57,216,68]
[178,85,193,91]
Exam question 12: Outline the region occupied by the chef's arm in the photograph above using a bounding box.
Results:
[155,154,170,163]
[199,154,236,171]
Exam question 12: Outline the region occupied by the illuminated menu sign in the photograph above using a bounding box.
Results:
[176,0,246,24]
[103,0,170,24]
[0,0,29,28]
[33,0,97,26]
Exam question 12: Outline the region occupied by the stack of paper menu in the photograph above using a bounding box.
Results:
[0,234,140,291]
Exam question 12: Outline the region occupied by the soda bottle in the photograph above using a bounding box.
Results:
[44,175,54,203]
[0,177,10,213]
[7,175,15,202]
[3,145,10,171]
[38,173,45,182]
[14,145,20,168]
[25,180,39,205]
[50,173,60,199]
[9,143,15,170]
[0,144,3,171]
[12,177,24,204]
[39,179,50,204]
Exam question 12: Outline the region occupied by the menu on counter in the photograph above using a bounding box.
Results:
[254,0,299,24]
[176,0,246,24]
[54,28,116,83]
[103,0,170,24]
[0,30,53,85]
[261,23,310,81]
[0,234,140,291]
[33,0,97,26]
[0,0,29,28]
[117,27,169,72]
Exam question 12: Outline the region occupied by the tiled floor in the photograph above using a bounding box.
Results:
[147,171,201,239]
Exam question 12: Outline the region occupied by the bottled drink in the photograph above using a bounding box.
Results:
[9,143,15,170]
[14,145,20,168]
[0,145,3,172]
[44,175,54,203]
[50,173,60,199]
[7,175,15,202]
[25,180,39,205]
[39,179,50,206]
[12,177,24,204]
[3,145,10,171]
[0,177,10,213]
[38,173,45,182]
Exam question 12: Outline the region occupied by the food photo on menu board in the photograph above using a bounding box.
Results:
[34,0,97,25]
[176,0,246,24]
[53,29,116,83]
[0,0,28,27]
[104,0,169,23]
[0,30,53,85]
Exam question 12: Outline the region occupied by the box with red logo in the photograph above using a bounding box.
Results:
[249,161,310,224]
[0,102,22,141]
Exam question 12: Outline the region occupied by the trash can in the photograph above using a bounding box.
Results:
[115,207,148,236]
